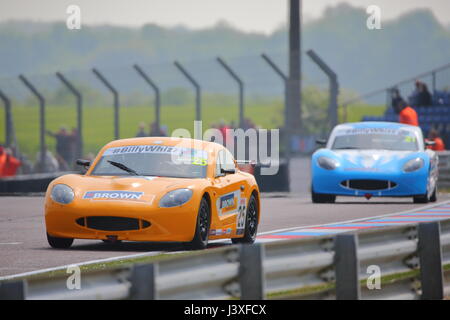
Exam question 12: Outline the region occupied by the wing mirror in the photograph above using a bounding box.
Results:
[316,139,327,145]
[425,140,436,147]
[76,159,91,167]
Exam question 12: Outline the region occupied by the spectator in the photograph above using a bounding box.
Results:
[0,145,21,177]
[417,82,432,107]
[149,122,167,136]
[46,126,71,168]
[390,88,403,110]
[394,99,419,126]
[68,127,79,167]
[218,119,232,146]
[135,122,148,137]
[427,129,446,151]
[35,147,59,173]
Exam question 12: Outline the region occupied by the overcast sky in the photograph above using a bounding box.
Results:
[1,0,449,34]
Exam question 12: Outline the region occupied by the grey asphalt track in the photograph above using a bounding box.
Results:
[0,157,448,277]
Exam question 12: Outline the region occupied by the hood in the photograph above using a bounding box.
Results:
[313,149,426,172]
[52,174,199,202]
[335,150,413,169]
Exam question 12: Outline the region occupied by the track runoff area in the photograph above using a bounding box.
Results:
[1,157,450,279]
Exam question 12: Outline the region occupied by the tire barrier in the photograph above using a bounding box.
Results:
[0,172,74,194]
[253,160,290,193]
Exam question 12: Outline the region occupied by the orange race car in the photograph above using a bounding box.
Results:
[45,137,260,250]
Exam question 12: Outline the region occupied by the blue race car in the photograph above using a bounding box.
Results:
[311,122,438,203]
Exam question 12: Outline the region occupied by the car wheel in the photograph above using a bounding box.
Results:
[232,195,259,245]
[311,187,336,203]
[47,233,73,249]
[185,197,210,250]
[413,194,429,204]
[429,186,437,202]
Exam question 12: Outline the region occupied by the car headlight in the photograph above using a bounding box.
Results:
[51,184,75,204]
[317,157,339,170]
[159,188,193,208]
[403,158,424,172]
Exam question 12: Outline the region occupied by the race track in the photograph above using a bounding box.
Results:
[1,157,449,277]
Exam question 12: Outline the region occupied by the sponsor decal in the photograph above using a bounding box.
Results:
[103,145,208,166]
[104,145,207,157]
[84,191,144,200]
[209,228,232,236]
[220,193,236,209]
[336,127,415,137]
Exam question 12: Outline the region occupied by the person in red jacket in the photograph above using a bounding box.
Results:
[0,146,21,177]
[427,129,446,151]
[394,100,419,126]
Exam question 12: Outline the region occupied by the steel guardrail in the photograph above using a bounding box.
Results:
[1,219,450,300]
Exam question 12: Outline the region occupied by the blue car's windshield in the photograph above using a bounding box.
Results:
[91,145,208,178]
[332,131,419,151]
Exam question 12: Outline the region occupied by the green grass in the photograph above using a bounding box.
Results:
[339,103,386,123]
[0,102,283,158]
[0,101,386,160]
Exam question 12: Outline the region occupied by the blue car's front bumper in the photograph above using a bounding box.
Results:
[311,167,428,197]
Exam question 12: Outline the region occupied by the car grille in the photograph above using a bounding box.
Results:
[76,216,151,231]
[340,179,397,191]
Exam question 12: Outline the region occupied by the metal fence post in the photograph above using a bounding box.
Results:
[306,49,339,131]
[335,234,360,300]
[261,53,290,161]
[0,280,27,300]
[0,88,12,148]
[239,244,265,300]
[216,57,245,128]
[287,0,302,134]
[18,74,46,172]
[174,61,201,122]
[133,64,161,132]
[418,222,443,300]
[92,68,120,140]
[55,72,83,159]
[129,263,158,300]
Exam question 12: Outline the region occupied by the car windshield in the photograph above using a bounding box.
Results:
[331,128,419,151]
[91,145,208,178]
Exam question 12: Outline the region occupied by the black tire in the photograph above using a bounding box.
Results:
[102,239,122,244]
[311,187,336,203]
[185,197,210,250]
[47,233,73,249]
[232,195,259,245]
[413,194,429,204]
[429,186,437,202]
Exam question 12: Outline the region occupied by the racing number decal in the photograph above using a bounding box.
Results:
[236,198,247,235]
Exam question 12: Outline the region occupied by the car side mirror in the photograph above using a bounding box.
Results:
[316,139,327,145]
[425,140,436,147]
[76,159,91,167]
[220,168,236,175]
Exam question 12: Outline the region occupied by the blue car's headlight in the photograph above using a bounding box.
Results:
[159,188,193,208]
[317,157,339,170]
[403,158,424,172]
[51,184,75,204]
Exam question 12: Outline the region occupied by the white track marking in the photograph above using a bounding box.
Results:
[258,199,450,236]
[1,200,449,281]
